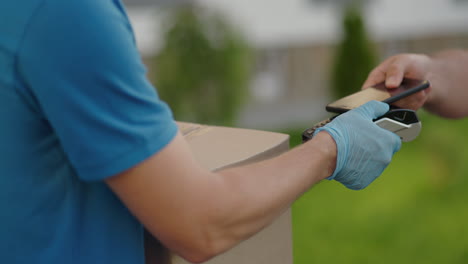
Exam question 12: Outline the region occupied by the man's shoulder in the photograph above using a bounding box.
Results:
[41,0,127,17]
[0,0,122,39]
[0,1,44,36]
[29,0,132,40]
[0,0,108,23]
[18,0,132,51]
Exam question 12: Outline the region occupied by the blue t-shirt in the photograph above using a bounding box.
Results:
[0,0,178,263]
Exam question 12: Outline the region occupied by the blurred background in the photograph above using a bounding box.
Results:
[123,0,468,263]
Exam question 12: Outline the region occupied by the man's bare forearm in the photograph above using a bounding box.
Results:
[203,131,336,257]
[425,49,468,118]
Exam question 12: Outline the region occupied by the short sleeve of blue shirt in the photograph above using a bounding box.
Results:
[18,0,178,181]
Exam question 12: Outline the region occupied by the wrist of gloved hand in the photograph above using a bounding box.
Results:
[314,100,402,190]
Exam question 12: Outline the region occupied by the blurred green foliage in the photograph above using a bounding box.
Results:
[330,5,377,99]
[286,112,468,264]
[154,5,252,126]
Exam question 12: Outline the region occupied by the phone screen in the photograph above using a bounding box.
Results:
[325,79,429,114]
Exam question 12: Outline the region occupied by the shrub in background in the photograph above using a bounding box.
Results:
[154,4,252,126]
[330,4,377,99]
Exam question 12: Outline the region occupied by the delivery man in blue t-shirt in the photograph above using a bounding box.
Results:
[0,1,404,263]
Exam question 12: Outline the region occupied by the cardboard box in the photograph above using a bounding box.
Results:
[176,122,292,264]
[145,122,292,264]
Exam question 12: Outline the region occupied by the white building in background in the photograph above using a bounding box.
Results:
[124,0,468,130]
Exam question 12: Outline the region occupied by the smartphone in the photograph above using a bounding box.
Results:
[325,79,430,114]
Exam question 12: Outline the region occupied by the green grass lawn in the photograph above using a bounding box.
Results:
[284,112,468,264]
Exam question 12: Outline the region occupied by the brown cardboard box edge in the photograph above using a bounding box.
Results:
[144,122,292,264]
[177,122,290,171]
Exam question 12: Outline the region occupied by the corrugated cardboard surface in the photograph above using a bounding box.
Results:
[173,122,292,264]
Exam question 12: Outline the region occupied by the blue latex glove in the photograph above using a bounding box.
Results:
[315,100,402,190]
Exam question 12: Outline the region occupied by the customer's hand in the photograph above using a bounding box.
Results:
[362,54,432,110]
[315,101,402,190]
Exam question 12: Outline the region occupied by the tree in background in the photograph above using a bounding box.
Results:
[330,4,377,99]
[154,4,252,126]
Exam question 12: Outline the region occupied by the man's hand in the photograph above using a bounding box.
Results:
[362,54,432,110]
[315,101,402,190]
[362,50,468,118]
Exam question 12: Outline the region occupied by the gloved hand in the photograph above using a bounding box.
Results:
[315,100,402,190]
